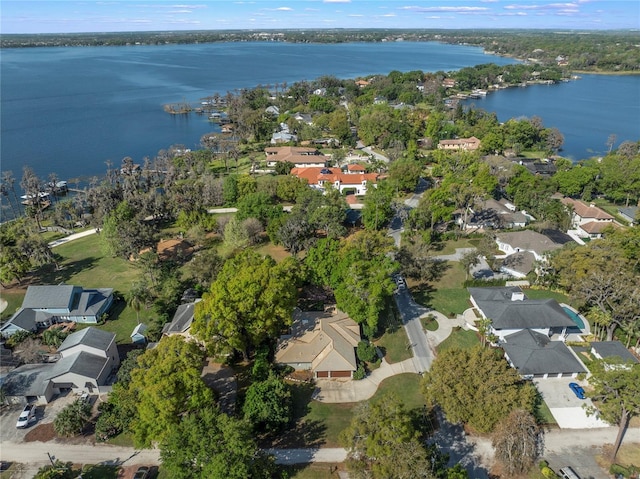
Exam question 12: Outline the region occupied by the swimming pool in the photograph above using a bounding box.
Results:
[562,307,586,329]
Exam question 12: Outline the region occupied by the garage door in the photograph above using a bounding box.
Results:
[316,371,329,378]
[330,370,351,378]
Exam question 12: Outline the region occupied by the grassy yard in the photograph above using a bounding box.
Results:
[288,373,425,448]
[283,464,344,479]
[436,328,480,352]
[435,238,478,255]
[524,288,571,304]
[0,288,26,320]
[23,233,150,343]
[413,261,470,317]
[373,300,412,364]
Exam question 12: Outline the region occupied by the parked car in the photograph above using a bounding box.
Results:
[395,275,406,288]
[16,404,36,428]
[569,382,586,400]
[133,466,150,479]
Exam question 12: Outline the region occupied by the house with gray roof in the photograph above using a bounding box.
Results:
[162,299,201,338]
[502,329,587,378]
[462,198,529,231]
[618,206,637,226]
[275,308,361,379]
[1,285,113,338]
[0,327,119,404]
[591,341,639,365]
[468,286,575,341]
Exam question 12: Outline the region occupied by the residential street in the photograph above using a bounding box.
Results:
[3,428,638,478]
[394,286,433,373]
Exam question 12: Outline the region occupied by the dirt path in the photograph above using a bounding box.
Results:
[0,298,7,314]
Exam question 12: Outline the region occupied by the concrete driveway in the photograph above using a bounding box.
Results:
[534,378,609,429]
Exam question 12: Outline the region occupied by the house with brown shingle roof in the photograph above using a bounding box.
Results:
[265,146,327,168]
[291,166,378,196]
[561,198,616,239]
[275,308,361,379]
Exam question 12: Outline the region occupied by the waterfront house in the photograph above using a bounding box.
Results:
[265,146,328,168]
[290,166,379,196]
[437,136,481,151]
[275,308,360,379]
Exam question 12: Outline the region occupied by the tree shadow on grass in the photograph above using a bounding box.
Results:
[260,382,327,448]
[33,257,98,285]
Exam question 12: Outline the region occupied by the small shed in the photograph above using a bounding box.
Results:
[130,323,148,344]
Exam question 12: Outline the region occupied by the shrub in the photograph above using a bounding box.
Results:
[357,341,378,363]
[353,364,366,380]
[541,466,559,478]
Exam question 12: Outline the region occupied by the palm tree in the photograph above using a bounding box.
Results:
[127,282,149,322]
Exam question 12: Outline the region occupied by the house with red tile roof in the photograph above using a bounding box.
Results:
[291,166,379,196]
[561,197,617,239]
[265,146,327,168]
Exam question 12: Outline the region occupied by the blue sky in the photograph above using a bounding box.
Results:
[1,0,638,34]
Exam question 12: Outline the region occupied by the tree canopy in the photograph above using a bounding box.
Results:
[160,407,278,479]
[193,250,299,359]
[339,393,436,479]
[129,336,214,447]
[421,346,537,433]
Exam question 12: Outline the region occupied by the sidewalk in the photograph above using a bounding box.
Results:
[48,228,98,248]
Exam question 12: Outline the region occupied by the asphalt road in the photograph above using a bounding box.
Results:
[394,286,433,373]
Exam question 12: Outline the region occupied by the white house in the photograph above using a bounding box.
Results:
[468,286,576,341]
[561,198,616,239]
[265,146,327,168]
[290,166,379,196]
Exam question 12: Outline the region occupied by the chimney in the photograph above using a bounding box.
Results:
[511,292,525,301]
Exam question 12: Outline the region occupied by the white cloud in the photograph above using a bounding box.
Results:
[400,6,489,12]
[323,0,351,3]
[276,7,293,11]
[504,3,579,10]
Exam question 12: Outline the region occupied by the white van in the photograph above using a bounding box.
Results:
[559,467,581,479]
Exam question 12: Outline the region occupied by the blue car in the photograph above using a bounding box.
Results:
[569,382,586,399]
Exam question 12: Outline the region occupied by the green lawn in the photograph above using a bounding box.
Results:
[283,464,344,479]
[374,300,412,364]
[535,398,557,426]
[0,288,26,320]
[374,373,425,411]
[421,315,439,331]
[288,374,425,448]
[435,238,477,255]
[33,233,149,343]
[436,328,480,352]
[524,288,570,304]
[413,261,470,317]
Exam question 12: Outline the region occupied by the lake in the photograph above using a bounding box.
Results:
[1,41,639,188]
[463,74,640,161]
